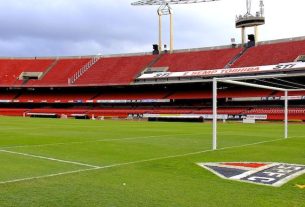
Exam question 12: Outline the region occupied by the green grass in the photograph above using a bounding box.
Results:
[0,116,304,207]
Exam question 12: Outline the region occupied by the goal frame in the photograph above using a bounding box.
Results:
[212,77,305,150]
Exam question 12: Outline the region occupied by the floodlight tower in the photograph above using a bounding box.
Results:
[236,0,265,45]
[131,0,219,54]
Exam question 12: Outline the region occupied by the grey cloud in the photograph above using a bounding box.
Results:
[0,0,160,56]
[0,0,304,57]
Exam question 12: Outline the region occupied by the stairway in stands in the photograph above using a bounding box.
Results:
[40,58,60,79]
[145,54,164,69]
[68,56,101,84]
[224,47,249,68]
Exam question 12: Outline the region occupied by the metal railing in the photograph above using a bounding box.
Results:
[68,56,101,84]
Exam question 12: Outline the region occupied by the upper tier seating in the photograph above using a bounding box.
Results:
[0,59,54,85]
[232,39,305,67]
[0,38,304,87]
[75,55,155,85]
[28,58,90,86]
[153,48,242,72]
[20,59,54,72]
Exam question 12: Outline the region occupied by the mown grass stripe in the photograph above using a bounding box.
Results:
[0,137,288,185]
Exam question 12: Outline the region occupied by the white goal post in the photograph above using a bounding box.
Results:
[212,77,305,150]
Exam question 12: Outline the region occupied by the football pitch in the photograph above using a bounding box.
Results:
[0,116,304,207]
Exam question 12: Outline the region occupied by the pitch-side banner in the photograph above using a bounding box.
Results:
[138,62,305,79]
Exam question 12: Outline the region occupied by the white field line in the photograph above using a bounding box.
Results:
[0,132,212,150]
[0,131,288,150]
[0,149,100,168]
[0,121,198,130]
[288,135,305,139]
[0,137,288,185]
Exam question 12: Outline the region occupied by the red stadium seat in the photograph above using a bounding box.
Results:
[153,48,242,72]
[232,39,305,67]
[74,55,155,86]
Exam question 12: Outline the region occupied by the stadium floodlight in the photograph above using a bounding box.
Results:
[131,0,220,53]
[236,0,265,45]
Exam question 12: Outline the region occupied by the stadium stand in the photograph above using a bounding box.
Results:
[196,108,248,115]
[0,91,18,101]
[1,37,305,121]
[245,107,305,120]
[28,58,91,86]
[153,47,242,72]
[1,105,304,121]
[94,90,169,100]
[273,90,305,97]
[168,89,273,99]
[0,59,54,85]
[0,108,28,116]
[16,91,97,103]
[74,55,155,85]
[28,108,88,115]
[19,59,54,72]
[232,39,305,67]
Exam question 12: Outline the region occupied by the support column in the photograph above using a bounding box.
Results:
[158,14,162,52]
[169,12,174,53]
[241,27,245,45]
[213,78,217,150]
[254,26,258,45]
[284,90,288,139]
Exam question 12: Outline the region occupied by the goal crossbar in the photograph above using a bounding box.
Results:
[221,80,287,91]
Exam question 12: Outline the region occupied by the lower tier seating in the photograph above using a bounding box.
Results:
[5,88,305,103]
[1,107,304,120]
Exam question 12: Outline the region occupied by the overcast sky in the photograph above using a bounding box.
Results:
[0,0,304,57]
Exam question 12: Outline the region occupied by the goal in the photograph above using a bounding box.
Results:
[211,75,305,150]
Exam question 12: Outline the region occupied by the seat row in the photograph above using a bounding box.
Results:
[0,107,304,120]
[0,39,304,86]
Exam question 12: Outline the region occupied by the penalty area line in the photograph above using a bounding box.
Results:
[0,149,100,168]
[0,137,289,185]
